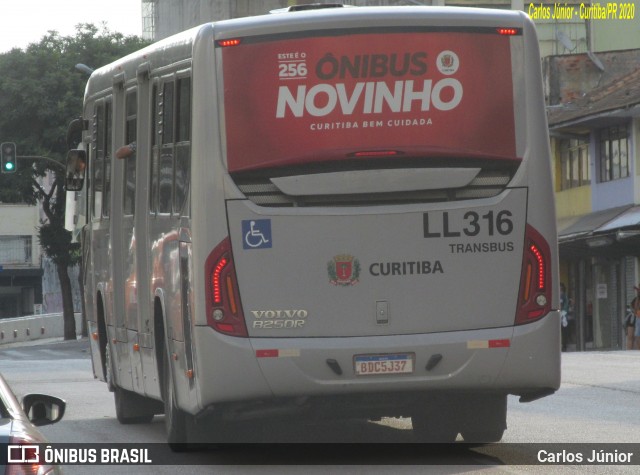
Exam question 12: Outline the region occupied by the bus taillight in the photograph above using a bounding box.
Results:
[217,38,242,47]
[497,27,519,36]
[515,224,552,325]
[205,237,248,337]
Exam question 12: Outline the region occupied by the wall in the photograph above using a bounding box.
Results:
[0,313,82,346]
[591,0,640,53]
[544,49,640,105]
[555,185,592,219]
[154,0,289,40]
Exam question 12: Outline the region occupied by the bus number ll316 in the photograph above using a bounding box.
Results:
[423,210,513,238]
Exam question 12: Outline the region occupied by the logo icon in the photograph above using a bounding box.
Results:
[242,219,272,249]
[436,50,459,75]
[328,254,361,286]
[8,445,40,464]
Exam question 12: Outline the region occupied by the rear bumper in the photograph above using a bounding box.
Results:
[191,310,560,415]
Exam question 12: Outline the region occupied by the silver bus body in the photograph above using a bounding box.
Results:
[74,5,560,443]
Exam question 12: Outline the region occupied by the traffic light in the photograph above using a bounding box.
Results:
[1,142,17,173]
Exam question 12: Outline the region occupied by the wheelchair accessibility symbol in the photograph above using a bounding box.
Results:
[242,219,272,250]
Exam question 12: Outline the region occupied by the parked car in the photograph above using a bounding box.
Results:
[0,372,66,474]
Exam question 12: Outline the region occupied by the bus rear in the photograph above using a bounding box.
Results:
[198,6,559,442]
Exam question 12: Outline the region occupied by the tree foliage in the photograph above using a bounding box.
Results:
[0,24,148,200]
[0,24,149,337]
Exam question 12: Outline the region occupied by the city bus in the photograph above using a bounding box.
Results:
[65,4,560,444]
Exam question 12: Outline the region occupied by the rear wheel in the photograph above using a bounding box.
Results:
[162,346,189,448]
[459,395,507,444]
[107,344,157,424]
[459,428,505,444]
[114,387,155,424]
[411,408,458,443]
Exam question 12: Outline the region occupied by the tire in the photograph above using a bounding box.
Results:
[107,342,157,424]
[162,346,189,449]
[114,386,155,424]
[459,428,505,444]
[411,412,458,443]
[459,395,507,444]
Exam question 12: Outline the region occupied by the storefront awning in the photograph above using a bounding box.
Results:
[557,205,640,259]
[596,205,640,232]
[558,205,631,243]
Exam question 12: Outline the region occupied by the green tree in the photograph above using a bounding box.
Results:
[0,24,149,339]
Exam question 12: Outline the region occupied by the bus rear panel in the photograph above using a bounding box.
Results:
[78,5,559,444]
[192,6,559,436]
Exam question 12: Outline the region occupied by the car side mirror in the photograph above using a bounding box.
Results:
[65,149,87,191]
[22,393,66,427]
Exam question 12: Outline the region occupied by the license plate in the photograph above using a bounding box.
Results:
[354,353,414,376]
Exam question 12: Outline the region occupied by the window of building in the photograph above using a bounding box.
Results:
[559,138,590,190]
[598,125,629,183]
[0,236,32,265]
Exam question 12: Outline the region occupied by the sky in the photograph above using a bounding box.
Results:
[1,0,142,53]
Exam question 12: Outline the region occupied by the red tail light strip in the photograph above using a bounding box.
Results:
[530,244,545,290]
[515,224,552,325]
[204,237,248,337]
[212,257,228,304]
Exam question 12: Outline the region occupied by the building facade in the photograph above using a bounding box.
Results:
[549,59,640,351]
[0,203,43,318]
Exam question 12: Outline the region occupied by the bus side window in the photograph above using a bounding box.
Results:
[158,80,174,214]
[93,103,104,220]
[103,100,112,219]
[174,77,191,215]
[150,84,159,216]
[123,88,137,216]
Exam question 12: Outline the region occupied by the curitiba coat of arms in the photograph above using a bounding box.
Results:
[327,254,361,286]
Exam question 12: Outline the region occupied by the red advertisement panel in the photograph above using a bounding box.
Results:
[222,32,516,172]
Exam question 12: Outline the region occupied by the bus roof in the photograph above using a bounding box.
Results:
[212,6,530,40]
[85,5,532,97]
